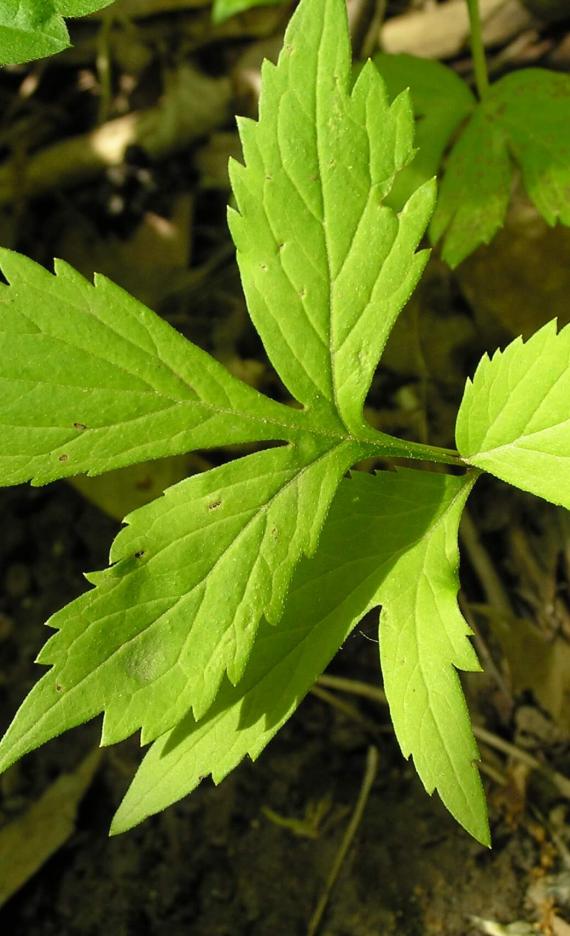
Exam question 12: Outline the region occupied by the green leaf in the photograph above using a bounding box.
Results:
[0,249,306,486]
[0,0,115,65]
[378,470,488,846]
[0,439,361,768]
[432,69,570,267]
[55,0,114,14]
[0,0,69,64]
[491,70,570,228]
[429,101,511,268]
[110,468,487,845]
[212,0,284,24]
[371,53,475,210]
[456,320,570,510]
[229,0,435,431]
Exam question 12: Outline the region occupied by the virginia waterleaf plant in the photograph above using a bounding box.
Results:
[0,0,569,847]
[0,0,115,65]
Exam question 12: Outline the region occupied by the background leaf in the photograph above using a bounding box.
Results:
[212,0,284,24]
[432,68,570,267]
[372,53,475,211]
[111,468,487,843]
[456,320,570,510]
[491,70,570,228]
[429,104,512,268]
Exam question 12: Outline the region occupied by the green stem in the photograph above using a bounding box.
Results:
[364,431,466,468]
[388,438,465,467]
[466,0,490,99]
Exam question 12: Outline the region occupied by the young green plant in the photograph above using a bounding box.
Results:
[0,0,569,849]
[376,0,570,265]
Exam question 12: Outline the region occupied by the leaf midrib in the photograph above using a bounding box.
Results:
[315,6,351,435]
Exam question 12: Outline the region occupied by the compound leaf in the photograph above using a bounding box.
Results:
[0,439,361,768]
[0,0,483,844]
[456,320,570,510]
[0,0,115,65]
[432,68,570,267]
[111,468,487,845]
[229,0,435,431]
[0,249,306,486]
[372,53,475,210]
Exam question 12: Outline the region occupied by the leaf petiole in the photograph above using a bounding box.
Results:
[359,430,466,467]
[466,0,490,99]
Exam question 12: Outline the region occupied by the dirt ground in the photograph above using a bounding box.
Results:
[1,1,570,933]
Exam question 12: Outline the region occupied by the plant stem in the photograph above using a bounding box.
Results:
[466,0,490,99]
[379,435,467,468]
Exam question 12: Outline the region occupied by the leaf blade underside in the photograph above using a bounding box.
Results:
[456,320,570,510]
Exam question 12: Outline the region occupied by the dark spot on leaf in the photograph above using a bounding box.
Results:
[135,476,153,491]
[55,683,63,693]
[134,550,145,559]
[73,422,87,431]
[208,499,222,511]
[58,453,69,462]
[260,263,268,272]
